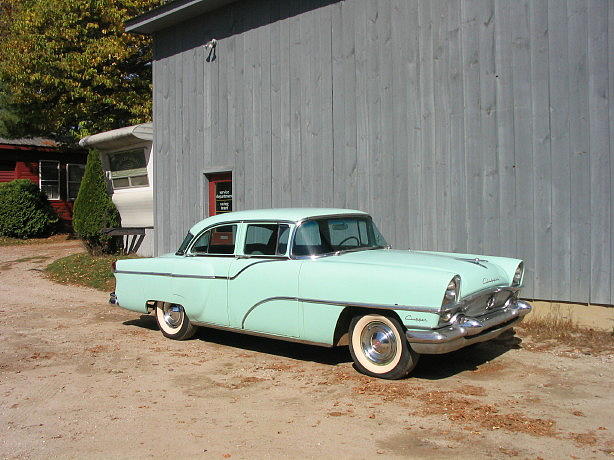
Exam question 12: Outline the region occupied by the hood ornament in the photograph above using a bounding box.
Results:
[455,257,489,269]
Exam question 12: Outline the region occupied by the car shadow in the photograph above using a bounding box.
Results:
[122,315,522,378]
[411,333,523,380]
[122,315,352,366]
[193,325,354,366]
[123,315,159,331]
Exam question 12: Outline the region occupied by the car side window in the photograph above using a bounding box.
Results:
[293,220,329,256]
[244,223,290,256]
[276,225,290,255]
[191,224,237,255]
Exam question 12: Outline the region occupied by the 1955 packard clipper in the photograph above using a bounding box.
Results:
[111,208,532,379]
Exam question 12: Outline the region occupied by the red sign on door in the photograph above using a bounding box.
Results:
[208,172,232,216]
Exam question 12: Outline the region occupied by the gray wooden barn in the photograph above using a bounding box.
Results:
[127,0,614,306]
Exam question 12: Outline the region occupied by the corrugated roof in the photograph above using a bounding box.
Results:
[0,137,58,148]
[126,0,238,34]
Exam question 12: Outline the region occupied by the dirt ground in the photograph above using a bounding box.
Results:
[1,240,613,459]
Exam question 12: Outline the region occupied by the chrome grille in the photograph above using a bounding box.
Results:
[463,290,512,317]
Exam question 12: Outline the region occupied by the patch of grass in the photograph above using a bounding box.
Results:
[45,252,139,292]
[0,234,71,246]
[517,305,614,354]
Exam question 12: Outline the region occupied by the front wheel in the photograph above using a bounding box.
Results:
[155,302,197,340]
[349,314,419,379]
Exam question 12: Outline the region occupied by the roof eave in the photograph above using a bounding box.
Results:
[125,0,238,35]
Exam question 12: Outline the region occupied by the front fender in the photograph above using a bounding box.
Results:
[298,259,453,330]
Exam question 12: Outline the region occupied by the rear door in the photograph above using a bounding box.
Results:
[171,224,238,326]
[227,223,302,338]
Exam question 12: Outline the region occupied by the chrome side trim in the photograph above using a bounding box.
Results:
[191,320,333,348]
[228,259,287,280]
[240,296,439,329]
[240,296,297,328]
[114,259,287,281]
[114,270,219,280]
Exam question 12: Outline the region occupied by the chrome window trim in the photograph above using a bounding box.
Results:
[183,219,297,257]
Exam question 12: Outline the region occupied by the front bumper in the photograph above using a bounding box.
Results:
[406,300,532,354]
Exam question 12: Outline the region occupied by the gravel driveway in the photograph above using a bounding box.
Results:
[0,240,613,459]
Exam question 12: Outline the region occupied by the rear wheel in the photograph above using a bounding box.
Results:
[155,302,197,340]
[349,314,419,379]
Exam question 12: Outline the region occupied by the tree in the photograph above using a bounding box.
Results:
[0,81,20,138]
[0,0,162,141]
[73,150,121,254]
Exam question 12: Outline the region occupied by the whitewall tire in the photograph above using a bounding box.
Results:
[349,314,419,379]
[155,302,197,340]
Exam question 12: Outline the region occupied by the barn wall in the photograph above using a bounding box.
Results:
[152,0,613,305]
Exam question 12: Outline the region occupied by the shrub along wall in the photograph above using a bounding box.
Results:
[0,179,59,238]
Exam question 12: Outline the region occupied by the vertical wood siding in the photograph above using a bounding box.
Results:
[152,0,613,305]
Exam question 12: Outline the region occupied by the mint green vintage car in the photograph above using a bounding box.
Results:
[111,208,532,379]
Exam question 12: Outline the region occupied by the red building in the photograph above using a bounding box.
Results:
[0,137,87,226]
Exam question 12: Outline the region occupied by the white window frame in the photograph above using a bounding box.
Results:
[39,160,60,201]
[66,163,85,201]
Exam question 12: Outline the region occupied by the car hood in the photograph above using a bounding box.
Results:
[327,249,510,297]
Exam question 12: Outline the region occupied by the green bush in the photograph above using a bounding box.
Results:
[73,149,121,254]
[0,179,59,238]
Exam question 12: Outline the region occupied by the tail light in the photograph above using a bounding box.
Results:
[112,260,117,272]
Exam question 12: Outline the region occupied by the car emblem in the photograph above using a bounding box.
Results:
[455,257,489,269]
[486,295,496,309]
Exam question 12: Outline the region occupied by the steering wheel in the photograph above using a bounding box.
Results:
[338,236,360,247]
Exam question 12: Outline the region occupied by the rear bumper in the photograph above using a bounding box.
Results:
[406,300,532,354]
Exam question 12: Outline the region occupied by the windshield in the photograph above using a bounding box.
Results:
[292,217,387,257]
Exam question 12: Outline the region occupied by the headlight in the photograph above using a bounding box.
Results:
[442,275,461,306]
[512,262,524,286]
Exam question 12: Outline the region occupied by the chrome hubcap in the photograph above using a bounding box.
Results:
[163,304,183,328]
[360,321,397,365]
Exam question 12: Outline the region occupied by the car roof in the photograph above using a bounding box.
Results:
[189,208,369,234]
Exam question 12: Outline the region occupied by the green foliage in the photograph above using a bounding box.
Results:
[73,150,121,253]
[0,0,162,140]
[0,179,59,238]
[0,81,20,138]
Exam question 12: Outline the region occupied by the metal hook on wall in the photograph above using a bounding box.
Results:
[205,38,217,62]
